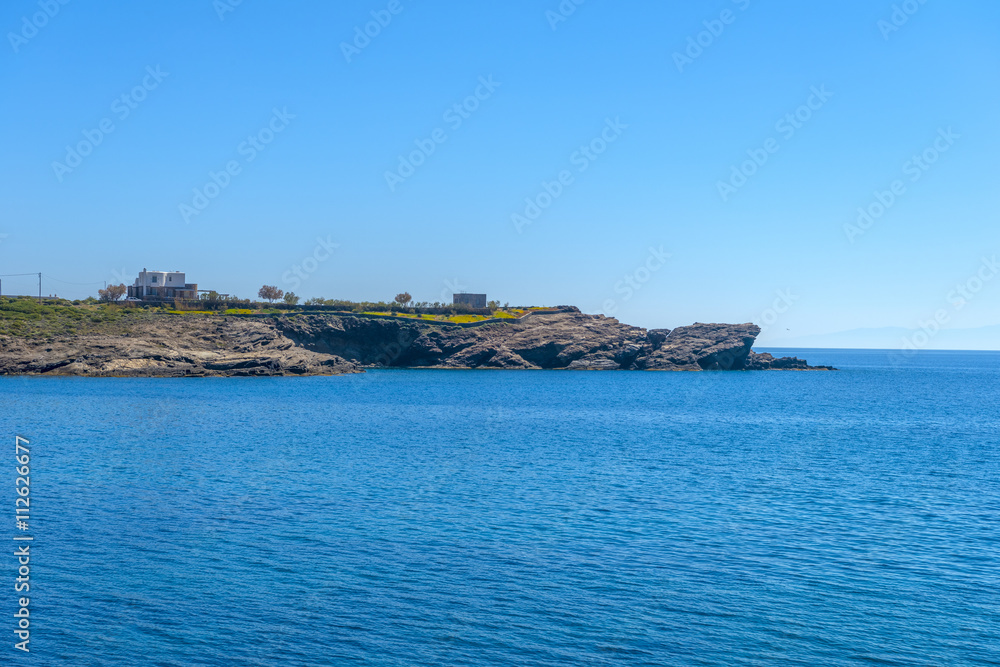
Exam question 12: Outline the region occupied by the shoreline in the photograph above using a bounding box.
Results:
[0,305,834,377]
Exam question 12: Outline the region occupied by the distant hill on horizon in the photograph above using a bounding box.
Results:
[762,325,1000,351]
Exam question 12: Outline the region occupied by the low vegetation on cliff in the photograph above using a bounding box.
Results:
[0,297,133,338]
[0,297,536,339]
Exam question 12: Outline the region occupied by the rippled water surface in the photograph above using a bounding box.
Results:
[2,349,999,665]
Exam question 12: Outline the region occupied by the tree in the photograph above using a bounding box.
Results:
[283,292,300,305]
[258,285,284,303]
[487,300,500,311]
[98,283,126,302]
[394,292,412,307]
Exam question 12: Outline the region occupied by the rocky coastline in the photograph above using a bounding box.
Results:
[0,307,832,377]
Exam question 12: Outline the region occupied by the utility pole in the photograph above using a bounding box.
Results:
[38,273,42,303]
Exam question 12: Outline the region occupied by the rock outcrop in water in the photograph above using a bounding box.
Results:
[0,307,831,376]
[743,351,835,371]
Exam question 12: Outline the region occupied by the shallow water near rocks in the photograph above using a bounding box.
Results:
[2,349,998,665]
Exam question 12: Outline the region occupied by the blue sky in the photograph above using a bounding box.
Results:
[1,0,998,345]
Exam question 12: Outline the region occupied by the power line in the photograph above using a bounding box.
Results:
[1,273,114,302]
[0,273,56,302]
[0,273,40,302]
[40,274,106,286]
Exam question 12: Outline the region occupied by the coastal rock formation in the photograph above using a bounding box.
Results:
[0,308,831,376]
[277,310,828,372]
[0,316,359,377]
[743,351,835,371]
[638,323,759,371]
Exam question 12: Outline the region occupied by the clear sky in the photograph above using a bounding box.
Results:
[2,0,998,345]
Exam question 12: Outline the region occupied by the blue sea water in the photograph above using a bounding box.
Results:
[2,349,999,666]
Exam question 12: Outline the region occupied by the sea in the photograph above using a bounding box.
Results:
[2,349,998,666]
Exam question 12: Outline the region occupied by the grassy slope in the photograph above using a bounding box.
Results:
[0,298,539,339]
[0,298,144,338]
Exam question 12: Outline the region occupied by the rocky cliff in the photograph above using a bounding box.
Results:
[277,309,828,371]
[0,315,359,377]
[0,308,830,377]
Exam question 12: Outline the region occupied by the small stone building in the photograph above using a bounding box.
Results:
[453,293,487,308]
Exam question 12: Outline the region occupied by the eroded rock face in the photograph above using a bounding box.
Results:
[639,323,761,371]
[0,316,359,377]
[275,312,819,371]
[0,309,832,376]
[278,311,646,370]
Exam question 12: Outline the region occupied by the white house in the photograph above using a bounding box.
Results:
[127,269,198,300]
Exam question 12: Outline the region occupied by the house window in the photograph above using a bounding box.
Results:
[168,276,172,282]
[152,276,157,283]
